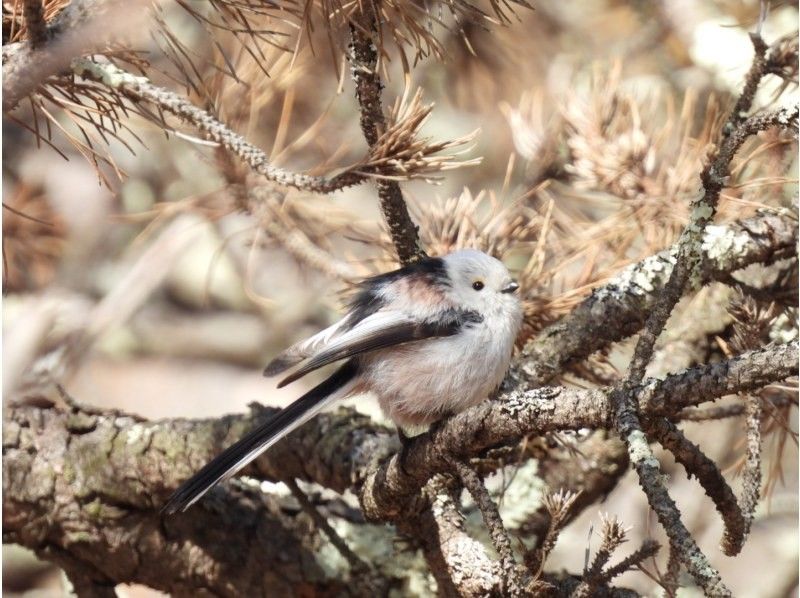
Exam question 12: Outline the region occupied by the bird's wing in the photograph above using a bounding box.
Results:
[263,315,354,378]
[276,308,482,388]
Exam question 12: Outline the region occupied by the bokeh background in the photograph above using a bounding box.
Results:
[3,0,798,595]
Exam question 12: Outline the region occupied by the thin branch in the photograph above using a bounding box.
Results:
[524,490,580,577]
[284,478,373,576]
[726,33,769,133]
[571,515,633,598]
[648,419,747,556]
[22,0,48,46]
[740,393,764,546]
[598,540,661,584]
[72,58,366,194]
[451,459,525,596]
[348,9,425,265]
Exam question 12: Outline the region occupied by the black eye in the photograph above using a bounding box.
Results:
[472,281,484,291]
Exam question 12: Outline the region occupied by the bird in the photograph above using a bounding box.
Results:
[162,249,522,513]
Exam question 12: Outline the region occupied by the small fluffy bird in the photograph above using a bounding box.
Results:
[163,249,522,513]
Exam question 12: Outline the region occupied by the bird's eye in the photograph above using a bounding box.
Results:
[472,280,484,291]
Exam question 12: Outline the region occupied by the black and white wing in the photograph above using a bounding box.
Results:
[274,309,479,387]
[264,258,480,387]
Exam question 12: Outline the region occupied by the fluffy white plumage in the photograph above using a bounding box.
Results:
[163,249,522,512]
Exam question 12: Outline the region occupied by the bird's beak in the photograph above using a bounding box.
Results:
[501,280,519,294]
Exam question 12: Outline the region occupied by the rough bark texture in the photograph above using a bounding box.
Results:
[5,341,794,594]
[348,10,425,265]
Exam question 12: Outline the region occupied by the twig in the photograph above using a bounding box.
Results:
[524,490,580,577]
[648,419,747,556]
[72,58,366,194]
[285,478,372,575]
[675,404,747,421]
[520,435,628,550]
[571,515,637,598]
[740,394,764,546]
[725,33,769,134]
[22,0,48,46]
[599,540,661,584]
[663,547,682,596]
[348,8,425,265]
[450,459,525,596]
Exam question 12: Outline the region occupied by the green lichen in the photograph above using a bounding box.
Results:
[626,429,661,469]
[72,58,148,89]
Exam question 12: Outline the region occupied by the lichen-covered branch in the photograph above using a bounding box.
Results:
[360,341,797,520]
[1,404,383,596]
[398,476,504,597]
[521,211,797,385]
[451,460,525,596]
[740,394,764,549]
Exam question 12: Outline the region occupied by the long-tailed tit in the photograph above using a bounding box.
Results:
[163,249,522,513]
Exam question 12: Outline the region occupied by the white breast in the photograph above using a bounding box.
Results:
[360,312,518,428]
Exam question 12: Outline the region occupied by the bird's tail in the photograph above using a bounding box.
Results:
[162,360,358,513]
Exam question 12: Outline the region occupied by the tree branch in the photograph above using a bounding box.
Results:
[348,9,425,265]
[451,460,525,596]
[2,405,372,596]
[358,341,797,519]
[2,0,146,112]
[4,331,794,592]
[522,211,796,385]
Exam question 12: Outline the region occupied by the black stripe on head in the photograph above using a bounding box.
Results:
[344,257,449,329]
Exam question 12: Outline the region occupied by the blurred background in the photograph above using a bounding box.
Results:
[3,0,798,595]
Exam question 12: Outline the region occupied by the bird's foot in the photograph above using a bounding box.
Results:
[396,428,415,477]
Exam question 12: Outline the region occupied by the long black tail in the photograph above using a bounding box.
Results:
[162,360,358,513]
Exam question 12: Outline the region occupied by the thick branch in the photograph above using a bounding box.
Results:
[398,476,504,597]
[360,342,797,519]
[2,405,370,596]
